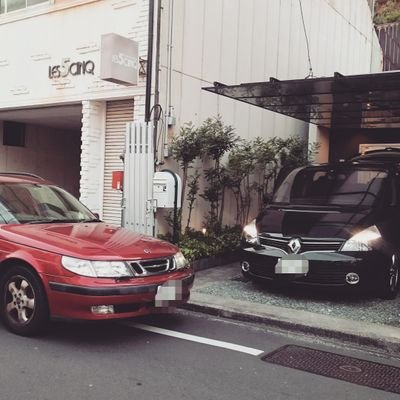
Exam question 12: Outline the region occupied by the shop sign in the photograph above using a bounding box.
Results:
[100,33,138,86]
[48,58,95,79]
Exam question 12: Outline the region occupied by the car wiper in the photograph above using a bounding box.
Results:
[78,218,102,223]
[25,218,80,224]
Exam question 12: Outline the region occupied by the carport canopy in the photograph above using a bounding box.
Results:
[203,71,400,129]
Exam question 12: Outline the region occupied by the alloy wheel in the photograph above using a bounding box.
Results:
[5,276,36,325]
[1,265,49,336]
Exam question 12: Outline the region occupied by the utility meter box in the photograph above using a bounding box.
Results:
[153,171,182,208]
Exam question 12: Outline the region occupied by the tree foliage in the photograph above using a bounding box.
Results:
[168,116,319,249]
[374,0,400,24]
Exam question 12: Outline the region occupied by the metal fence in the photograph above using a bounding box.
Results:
[376,23,400,71]
[122,122,155,236]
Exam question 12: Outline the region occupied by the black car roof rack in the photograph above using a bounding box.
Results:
[0,172,44,180]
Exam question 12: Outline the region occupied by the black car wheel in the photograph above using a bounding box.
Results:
[379,256,400,300]
[0,266,49,336]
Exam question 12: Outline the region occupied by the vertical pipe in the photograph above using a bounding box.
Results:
[153,0,162,162]
[168,0,174,117]
[145,0,155,122]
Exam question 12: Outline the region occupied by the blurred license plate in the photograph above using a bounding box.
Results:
[155,280,183,307]
[275,255,309,274]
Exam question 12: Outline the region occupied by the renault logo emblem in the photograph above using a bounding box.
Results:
[288,238,301,254]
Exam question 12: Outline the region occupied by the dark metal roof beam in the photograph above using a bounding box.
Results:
[204,75,400,98]
[240,101,400,118]
[202,71,400,130]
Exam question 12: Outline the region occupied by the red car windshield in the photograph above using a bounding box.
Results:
[272,166,389,207]
[0,182,96,224]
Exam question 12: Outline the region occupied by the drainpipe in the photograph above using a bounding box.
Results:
[164,0,174,156]
[145,0,155,123]
[153,0,162,163]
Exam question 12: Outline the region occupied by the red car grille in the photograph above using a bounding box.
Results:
[129,257,174,276]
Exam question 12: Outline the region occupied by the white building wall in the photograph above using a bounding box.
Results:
[159,0,381,228]
[162,0,380,140]
[0,0,150,220]
[0,0,149,109]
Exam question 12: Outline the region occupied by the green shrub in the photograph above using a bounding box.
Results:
[178,226,242,262]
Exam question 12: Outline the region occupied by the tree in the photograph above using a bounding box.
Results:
[198,116,238,228]
[374,0,400,24]
[170,123,203,231]
[225,141,256,226]
[186,170,201,229]
[169,115,319,242]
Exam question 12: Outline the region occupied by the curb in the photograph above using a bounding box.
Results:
[181,292,400,355]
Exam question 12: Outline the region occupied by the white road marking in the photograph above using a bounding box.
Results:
[124,322,264,356]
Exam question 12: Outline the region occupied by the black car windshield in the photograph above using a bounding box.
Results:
[272,166,388,207]
[0,182,97,224]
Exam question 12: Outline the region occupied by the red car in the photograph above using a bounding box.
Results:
[0,172,194,336]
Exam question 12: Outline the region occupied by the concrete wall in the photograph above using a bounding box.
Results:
[0,121,81,196]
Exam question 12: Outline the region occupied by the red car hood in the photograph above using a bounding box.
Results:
[0,222,178,260]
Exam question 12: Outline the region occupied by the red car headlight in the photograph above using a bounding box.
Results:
[61,256,133,278]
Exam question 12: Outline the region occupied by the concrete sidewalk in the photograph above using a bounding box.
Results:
[182,263,400,354]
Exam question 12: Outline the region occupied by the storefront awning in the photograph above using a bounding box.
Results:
[203,71,400,129]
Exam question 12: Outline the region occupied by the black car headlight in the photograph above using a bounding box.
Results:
[243,219,259,245]
[340,225,381,252]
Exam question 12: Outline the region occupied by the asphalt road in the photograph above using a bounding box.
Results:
[0,310,399,400]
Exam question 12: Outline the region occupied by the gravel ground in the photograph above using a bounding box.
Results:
[196,274,400,328]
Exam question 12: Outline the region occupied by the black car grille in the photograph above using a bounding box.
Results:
[129,257,174,276]
[248,261,348,285]
[297,265,347,285]
[258,235,344,254]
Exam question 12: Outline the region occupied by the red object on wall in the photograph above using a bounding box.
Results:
[112,171,124,190]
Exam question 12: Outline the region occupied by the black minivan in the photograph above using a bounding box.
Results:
[241,155,400,299]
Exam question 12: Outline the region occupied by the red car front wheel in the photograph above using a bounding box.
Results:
[1,265,49,336]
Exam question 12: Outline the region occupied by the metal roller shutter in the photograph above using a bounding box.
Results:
[103,99,134,225]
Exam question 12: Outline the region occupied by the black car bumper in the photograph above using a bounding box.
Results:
[241,247,389,288]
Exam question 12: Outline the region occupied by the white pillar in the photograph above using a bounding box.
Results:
[80,100,106,216]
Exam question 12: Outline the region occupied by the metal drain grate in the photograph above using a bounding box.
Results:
[262,345,400,395]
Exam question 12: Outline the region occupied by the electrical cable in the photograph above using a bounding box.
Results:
[156,108,165,159]
[299,0,314,79]
[149,104,165,161]
[149,104,163,122]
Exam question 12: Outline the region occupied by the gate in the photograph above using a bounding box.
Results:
[122,122,155,235]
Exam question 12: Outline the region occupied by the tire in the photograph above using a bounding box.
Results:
[379,256,400,300]
[241,269,251,281]
[0,265,49,336]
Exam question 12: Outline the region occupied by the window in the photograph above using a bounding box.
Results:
[273,166,388,207]
[0,0,48,14]
[3,121,26,147]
